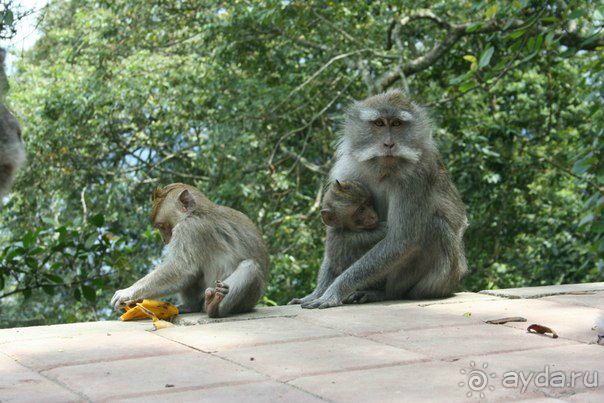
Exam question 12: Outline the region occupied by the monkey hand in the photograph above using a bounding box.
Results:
[288,292,319,305]
[110,287,138,310]
[300,292,343,309]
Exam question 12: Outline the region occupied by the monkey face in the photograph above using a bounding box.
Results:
[154,221,174,244]
[152,202,178,244]
[344,90,428,164]
[351,203,379,230]
[322,180,379,231]
[151,187,199,244]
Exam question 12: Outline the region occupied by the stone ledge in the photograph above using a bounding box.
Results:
[1,288,602,402]
[173,292,501,326]
[479,282,604,299]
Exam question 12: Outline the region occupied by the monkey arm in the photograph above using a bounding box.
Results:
[130,261,190,299]
[289,255,336,305]
[338,222,387,248]
[111,256,195,308]
[309,256,338,297]
[303,200,421,309]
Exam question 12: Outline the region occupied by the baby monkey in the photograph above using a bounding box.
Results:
[320,180,380,232]
[290,180,387,306]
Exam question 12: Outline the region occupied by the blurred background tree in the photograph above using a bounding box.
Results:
[1,0,602,327]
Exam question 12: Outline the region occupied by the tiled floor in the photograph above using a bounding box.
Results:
[1,286,603,402]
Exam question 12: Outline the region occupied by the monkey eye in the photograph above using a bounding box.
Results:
[373,119,385,127]
[391,119,402,127]
[357,206,365,214]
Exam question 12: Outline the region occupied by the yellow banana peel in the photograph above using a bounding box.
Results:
[134,302,176,330]
[120,299,179,321]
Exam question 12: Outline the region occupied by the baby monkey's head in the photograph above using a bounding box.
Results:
[321,180,379,231]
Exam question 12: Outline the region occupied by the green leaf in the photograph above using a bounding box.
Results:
[545,31,555,45]
[47,274,64,283]
[478,47,494,69]
[466,22,482,33]
[572,153,594,175]
[43,285,55,295]
[22,231,37,249]
[81,285,96,303]
[597,166,604,184]
[534,35,543,50]
[84,234,97,249]
[50,262,63,270]
[568,9,586,20]
[508,29,526,39]
[90,213,105,227]
[41,216,55,225]
[3,10,13,26]
[578,213,594,227]
[590,219,604,234]
[449,72,471,85]
[540,17,559,23]
[459,81,477,93]
[485,4,499,19]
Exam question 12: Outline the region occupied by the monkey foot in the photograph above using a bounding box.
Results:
[204,281,229,318]
[343,290,386,304]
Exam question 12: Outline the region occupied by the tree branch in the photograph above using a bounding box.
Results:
[376,9,601,92]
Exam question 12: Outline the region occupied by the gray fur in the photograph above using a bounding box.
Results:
[111,184,269,317]
[291,223,387,306]
[0,48,25,200]
[296,89,468,309]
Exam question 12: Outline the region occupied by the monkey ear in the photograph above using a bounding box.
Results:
[320,209,336,227]
[178,189,196,212]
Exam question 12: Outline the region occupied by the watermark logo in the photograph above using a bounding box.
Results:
[502,366,599,393]
[459,361,599,398]
[458,361,497,398]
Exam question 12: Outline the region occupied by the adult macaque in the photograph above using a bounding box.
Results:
[293,89,468,309]
[290,180,387,306]
[0,48,25,199]
[111,183,269,318]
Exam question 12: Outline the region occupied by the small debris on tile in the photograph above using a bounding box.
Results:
[485,317,527,325]
[527,324,558,338]
[165,384,175,388]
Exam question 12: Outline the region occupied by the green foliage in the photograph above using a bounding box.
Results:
[1,0,602,327]
[0,213,144,327]
[0,1,31,39]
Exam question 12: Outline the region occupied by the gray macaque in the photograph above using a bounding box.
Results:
[292,89,468,309]
[290,179,387,306]
[0,48,25,199]
[111,183,269,318]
